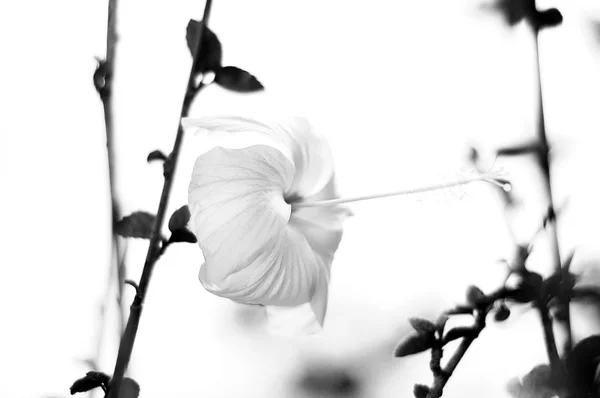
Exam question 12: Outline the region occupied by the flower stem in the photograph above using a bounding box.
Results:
[293,174,510,208]
[104,1,213,397]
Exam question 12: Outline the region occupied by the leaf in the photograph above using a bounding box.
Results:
[297,366,359,396]
[186,20,222,73]
[168,205,191,232]
[394,334,434,357]
[466,285,486,307]
[521,365,557,398]
[512,272,543,303]
[147,150,168,163]
[413,384,430,398]
[119,377,140,398]
[214,66,264,93]
[494,303,510,322]
[70,371,110,395]
[409,318,436,335]
[168,228,198,244]
[535,8,563,30]
[566,335,600,397]
[115,212,156,239]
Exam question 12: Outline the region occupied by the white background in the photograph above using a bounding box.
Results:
[2,0,600,397]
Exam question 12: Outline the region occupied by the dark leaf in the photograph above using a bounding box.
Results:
[168,205,191,232]
[443,327,476,344]
[413,384,430,398]
[119,378,140,398]
[566,335,600,397]
[147,150,168,163]
[466,285,487,308]
[115,212,156,239]
[521,365,557,398]
[186,20,222,73]
[494,303,511,322]
[70,371,110,395]
[512,272,543,303]
[436,314,449,335]
[214,66,264,93]
[394,334,434,357]
[297,366,359,396]
[169,228,198,244]
[409,318,436,335]
[535,8,563,29]
[486,0,533,26]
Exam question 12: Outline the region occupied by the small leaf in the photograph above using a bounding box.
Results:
[506,377,523,398]
[443,327,477,344]
[466,285,487,307]
[494,304,511,322]
[186,20,222,73]
[521,365,556,398]
[169,228,198,244]
[119,377,140,398]
[535,8,563,29]
[168,205,191,232]
[147,150,168,163]
[413,384,430,398]
[297,366,359,396]
[115,212,156,239]
[409,318,436,335]
[394,334,434,357]
[70,371,110,395]
[214,66,264,93]
[512,272,543,303]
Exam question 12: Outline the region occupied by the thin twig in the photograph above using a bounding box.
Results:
[91,1,126,397]
[425,288,514,398]
[531,16,572,353]
[104,1,214,397]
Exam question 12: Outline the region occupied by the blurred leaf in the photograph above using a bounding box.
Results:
[297,366,359,397]
[168,205,191,232]
[413,384,430,398]
[466,285,487,308]
[409,317,436,335]
[119,378,140,398]
[494,303,511,322]
[70,371,110,395]
[512,272,543,303]
[147,150,167,163]
[115,212,156,239]
[186,20,222,73]
[566,335,600,397]
[443,327,476,344]
[168,228,198,244]
[485,0,562,30]
[394,333,434,357]
[520,365,556,398]
[214,66,264,93]
[506,377,523,398]
[535,8,563,30]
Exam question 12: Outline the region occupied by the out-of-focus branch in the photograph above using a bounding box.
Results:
[104,1,214,397]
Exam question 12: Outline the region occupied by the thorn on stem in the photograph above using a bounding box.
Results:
[124,280,140,298]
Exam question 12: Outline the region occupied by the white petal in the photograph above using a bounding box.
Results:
[188,145,293,284]
[182,116,334,198]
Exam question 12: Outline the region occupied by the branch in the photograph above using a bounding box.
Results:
[424,288,513,398]
[104,1,214,397]
[531,2,572,352]
[91,0,127,393]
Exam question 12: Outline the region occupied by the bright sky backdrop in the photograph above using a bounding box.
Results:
[2,0,600,397]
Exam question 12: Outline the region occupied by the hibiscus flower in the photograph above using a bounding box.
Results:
[184,116,509,336]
